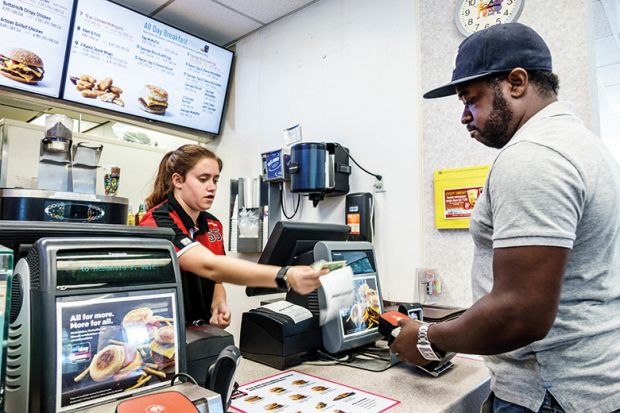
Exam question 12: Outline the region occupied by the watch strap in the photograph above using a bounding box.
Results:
[275,266,290,290]
[417,322,441,361]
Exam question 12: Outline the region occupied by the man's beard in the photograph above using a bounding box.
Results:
[479,85,514,149]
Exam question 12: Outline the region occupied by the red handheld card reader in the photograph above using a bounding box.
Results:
[378,311,408,343]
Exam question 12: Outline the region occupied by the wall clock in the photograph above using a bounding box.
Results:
[455,0,525,36]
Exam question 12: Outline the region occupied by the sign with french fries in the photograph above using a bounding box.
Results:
[55,292,179,411]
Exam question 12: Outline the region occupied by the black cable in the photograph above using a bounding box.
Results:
[170,372,198,386]
[335,143,382,181]
[280,183,301,219]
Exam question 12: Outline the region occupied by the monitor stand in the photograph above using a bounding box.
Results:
[416,360,455,377]
[317,344,399,372]
[317,344,455,376]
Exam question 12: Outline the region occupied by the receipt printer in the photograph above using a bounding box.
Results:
[239,307,321,369]
[186,325,235,386]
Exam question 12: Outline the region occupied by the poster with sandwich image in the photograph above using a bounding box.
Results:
[55,292,179,411]
[62,0,233,134]
[0,0,74,97]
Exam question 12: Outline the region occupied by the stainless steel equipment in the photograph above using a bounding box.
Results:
[71,142,103,193]
[37,115,103,194]
[38,115,73,192]
[0,188,128,224]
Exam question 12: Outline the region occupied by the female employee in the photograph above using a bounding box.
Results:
[140,144,327,328]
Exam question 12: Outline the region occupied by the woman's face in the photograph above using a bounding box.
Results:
[175,157,220,212]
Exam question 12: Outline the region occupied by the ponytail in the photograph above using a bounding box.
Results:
[145,151,174,209]
[145,144,223,210]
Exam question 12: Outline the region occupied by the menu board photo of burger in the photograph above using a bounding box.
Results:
[55,292,179,412]
[0,0,74,97]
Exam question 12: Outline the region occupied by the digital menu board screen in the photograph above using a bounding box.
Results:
[62,0,234,135]
[56,291,179,411]
[0,0,74,97]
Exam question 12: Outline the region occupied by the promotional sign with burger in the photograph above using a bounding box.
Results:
[0,0,74,97]
[56,293,179,411]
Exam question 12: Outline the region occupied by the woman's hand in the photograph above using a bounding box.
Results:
[286,266,329,295]
[210,300,231,328]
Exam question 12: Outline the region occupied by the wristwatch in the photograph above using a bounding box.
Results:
[417,322,442,361]
[275,266,291,290]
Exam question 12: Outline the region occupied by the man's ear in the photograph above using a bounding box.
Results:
[171,172,184,188]
[507,68,528,98]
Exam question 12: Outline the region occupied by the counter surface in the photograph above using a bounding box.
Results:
[235,355,491,413]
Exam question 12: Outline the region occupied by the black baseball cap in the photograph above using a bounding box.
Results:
[423,23,552,99]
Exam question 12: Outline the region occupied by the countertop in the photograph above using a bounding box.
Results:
[234,354,491,413]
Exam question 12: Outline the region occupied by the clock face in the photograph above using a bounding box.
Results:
[455,0,525,36]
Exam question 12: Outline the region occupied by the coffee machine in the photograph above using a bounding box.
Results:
[289,142,351,207]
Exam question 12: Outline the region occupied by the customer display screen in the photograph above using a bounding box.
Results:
[62,0,233,134]
[0,0,74,97]
[55,249,176,288]
[55,291,179,411]
[331,250,382,337]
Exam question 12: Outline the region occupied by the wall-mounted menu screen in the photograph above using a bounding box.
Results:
[62,0,234,135]
[0,0,75,97]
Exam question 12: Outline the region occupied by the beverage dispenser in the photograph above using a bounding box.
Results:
[289,142,351,207]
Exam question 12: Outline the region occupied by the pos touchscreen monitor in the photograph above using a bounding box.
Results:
[314,241,383,354]
[245,221,350,297]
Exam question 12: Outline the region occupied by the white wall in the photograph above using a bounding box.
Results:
[210,0,421,341]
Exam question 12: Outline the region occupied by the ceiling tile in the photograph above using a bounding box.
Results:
[595,36,620,67]
[107,0,169,16]
[593,0,613,39]
[155,0,261,45]
[604,84,620,109]
[601,0,620,34]
[216,0,317,24]
[597,62,620,86]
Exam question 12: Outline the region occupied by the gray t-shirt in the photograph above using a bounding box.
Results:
[470,101,620,413]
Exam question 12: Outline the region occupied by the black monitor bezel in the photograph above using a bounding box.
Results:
[245,221,350,297]
[0,221,173,264]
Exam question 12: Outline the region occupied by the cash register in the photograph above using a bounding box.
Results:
[0,224,228,413]
[240,221,392,370]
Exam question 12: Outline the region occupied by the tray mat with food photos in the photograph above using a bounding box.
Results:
[230,370,399,413]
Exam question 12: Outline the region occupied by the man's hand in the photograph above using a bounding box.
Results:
[389,318,432,366]
[286,266,329,295]
[210,300,231,328]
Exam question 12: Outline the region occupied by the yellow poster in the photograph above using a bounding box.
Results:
[434,165,490,229]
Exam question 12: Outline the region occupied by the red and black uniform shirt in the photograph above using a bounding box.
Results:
[140,193,225,324]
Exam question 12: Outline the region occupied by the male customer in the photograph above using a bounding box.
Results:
[390,23,620,413]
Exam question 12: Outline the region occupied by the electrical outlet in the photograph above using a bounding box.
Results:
[374,178,386,193]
